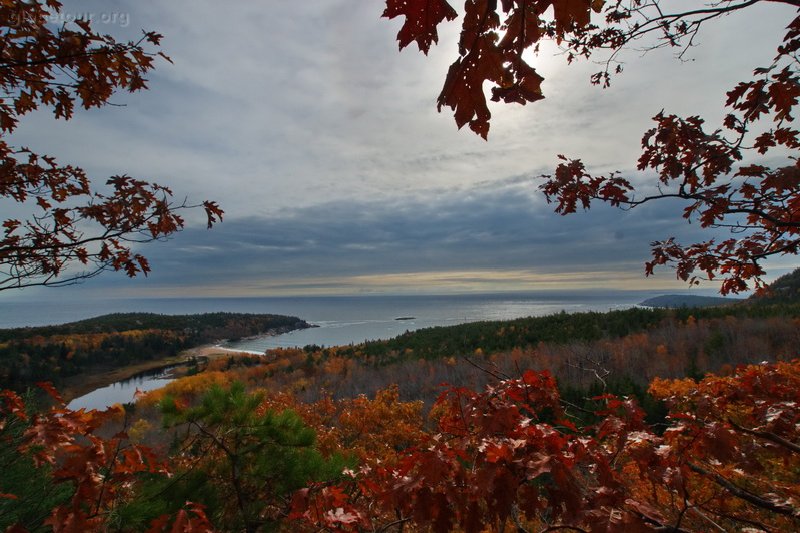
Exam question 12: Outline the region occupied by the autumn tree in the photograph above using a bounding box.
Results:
[382,0,800,293]
[0,383,217,533]
[292,360,800,532]
[0,1,222,291]
[152,382,349,532]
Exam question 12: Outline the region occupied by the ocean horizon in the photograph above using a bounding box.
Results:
[0,290,651,326]
[0,289,719,348]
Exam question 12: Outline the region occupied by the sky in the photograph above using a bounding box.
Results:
[4,0,799,301]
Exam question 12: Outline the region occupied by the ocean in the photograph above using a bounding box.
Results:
[9,289,694,410]
[0,290,670,349]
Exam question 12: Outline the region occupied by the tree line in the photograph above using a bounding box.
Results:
[0,313,309,390]
[2,358,798,531]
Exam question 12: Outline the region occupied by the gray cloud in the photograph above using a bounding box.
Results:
[12,1,794,215]
[3,1,797,301]
[41,179,733,296]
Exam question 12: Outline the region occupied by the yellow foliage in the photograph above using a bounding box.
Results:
[289,378,311,393]
[138,371,231,406]
[648,376,696,400]
[128,418,152,443]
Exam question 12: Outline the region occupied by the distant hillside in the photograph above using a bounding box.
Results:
[639,295,742,309]
[196,301,800,411]
[292,301,800,370]
[0,312,311,390]
[750,268,800,304]
[0,312,310,343]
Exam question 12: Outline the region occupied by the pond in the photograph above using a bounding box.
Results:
[67,365,179,411]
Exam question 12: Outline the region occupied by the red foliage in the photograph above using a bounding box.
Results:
[383,0,457,53]
[383,1,800,293]
[4,359,800,531]
[0,384,215,533]
[146,502,216,533]
[292,361,800,531]
[382,0,588,138]
[0,2,222,291]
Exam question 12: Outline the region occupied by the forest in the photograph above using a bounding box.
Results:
[2,0,799,531]
[1,279,799,531]
[0,313,310,391]
[133,293,800,415]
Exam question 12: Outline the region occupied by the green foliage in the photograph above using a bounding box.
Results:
[127,382,350,531]
[0,312,307,343]
[349,307,668,364]
[561,375,669,430]
[0,394,73,532]
[318,303,800,366]
[0,313,310,390]
[111,470,220,532]
[750,267,800,305]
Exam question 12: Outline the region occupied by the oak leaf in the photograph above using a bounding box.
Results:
[383,0,458,53]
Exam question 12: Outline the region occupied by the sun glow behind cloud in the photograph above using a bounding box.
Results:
[112,268,700,298]
[2,1,796,302]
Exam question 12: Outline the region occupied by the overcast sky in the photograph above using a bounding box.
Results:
[4,0,799,300]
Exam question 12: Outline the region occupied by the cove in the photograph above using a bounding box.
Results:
[67,365,180,411]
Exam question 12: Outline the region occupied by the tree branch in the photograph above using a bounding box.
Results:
[727,418,800,454]
[688,462,800,517]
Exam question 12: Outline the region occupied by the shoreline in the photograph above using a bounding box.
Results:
[57,320,313,404]
[60,343,260,403]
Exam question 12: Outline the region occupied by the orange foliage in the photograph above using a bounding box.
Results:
[335,386,426,462]
[293,361,800,532]
[138,371,231,407]
[322,356,351,376]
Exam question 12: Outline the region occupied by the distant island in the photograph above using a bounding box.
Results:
[395,316,416,321]
[639,294,743,308]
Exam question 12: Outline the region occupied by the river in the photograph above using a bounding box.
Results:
[67,365,179,411]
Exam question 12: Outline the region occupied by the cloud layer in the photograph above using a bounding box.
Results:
[47,178,734,296]
[4,0,798,300]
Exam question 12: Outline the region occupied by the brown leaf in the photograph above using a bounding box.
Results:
[383,0,458,54]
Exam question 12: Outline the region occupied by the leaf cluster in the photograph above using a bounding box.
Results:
[384,0,800,293]
[384,0,599,138]
[0,1,222,291]
[294,360,800,532]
